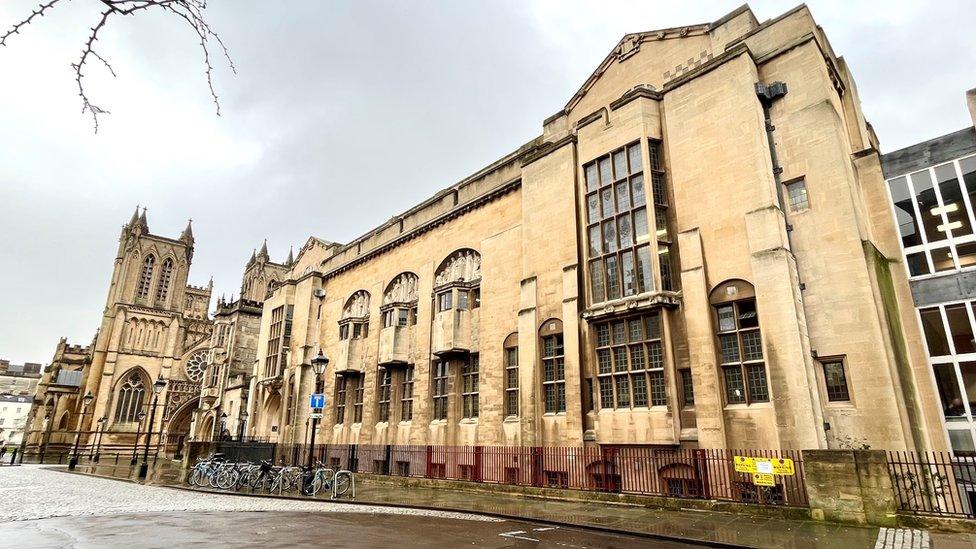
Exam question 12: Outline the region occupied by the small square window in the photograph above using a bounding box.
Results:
[785,179,809,212]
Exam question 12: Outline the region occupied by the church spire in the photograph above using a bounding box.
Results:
[180,219,194,244]
[286,246,294,266]
[259,239,269,258]
[127,205,140,228]
[137,207,149,232]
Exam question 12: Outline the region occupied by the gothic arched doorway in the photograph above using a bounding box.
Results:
[165,399,197,459]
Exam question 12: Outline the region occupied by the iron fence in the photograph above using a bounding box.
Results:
[887,451,976,518]
[200,443,807,507]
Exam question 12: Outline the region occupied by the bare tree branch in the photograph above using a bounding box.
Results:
[1,0,234,133]
[0,0,65,47]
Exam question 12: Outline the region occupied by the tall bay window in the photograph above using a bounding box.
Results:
[504,333,519,417]
[353,375,365,423]
[265,305,285,378]
[540,320,566,413]
[887,155,976,277]
[461,354,479,419]
[710,280,768,406]
[649,140,675,292]
[585,142,655,303]
[918,301,976,453]
[595,313,666,410]
[432,360,449,420]
[335,376,347,424]
[377,368,392,422]
[400,365,414,421]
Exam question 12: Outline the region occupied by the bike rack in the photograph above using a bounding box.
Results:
[333,469,355,499]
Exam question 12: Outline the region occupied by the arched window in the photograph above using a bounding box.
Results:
[540,319,565,413]
[114,371,146,423]
[339,290,370,340]
[709,280,768,405]
[155,258,173,302]
[136,255,155,299]
[381,272,419,328]
[433,249,481,313]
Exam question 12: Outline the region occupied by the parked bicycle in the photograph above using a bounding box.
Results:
[185,456,354,499]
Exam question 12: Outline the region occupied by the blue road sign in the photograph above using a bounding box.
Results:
[310,393,326,408]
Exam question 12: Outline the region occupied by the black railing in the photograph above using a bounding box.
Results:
[887,450,976,518]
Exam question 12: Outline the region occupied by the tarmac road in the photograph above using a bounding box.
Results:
[0,510,703,548]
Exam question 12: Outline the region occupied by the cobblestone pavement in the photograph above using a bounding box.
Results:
[0,465,498,523]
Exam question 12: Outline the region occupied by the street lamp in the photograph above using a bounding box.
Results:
[138,375,167,480]
[219,412,228,441]
[305,350,329,493]
[92,416,107,463]
[238,410,248,442]
[68,391,94,470]
[131,410,146,465]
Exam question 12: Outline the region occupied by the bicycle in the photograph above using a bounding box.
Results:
[301,462,352,498]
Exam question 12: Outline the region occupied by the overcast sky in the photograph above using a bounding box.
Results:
[0,1,973,364]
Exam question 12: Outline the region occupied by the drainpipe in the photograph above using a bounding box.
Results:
[755,81,827,448]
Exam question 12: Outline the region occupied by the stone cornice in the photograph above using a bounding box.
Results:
[321,178,522,279]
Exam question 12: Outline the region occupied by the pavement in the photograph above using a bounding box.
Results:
[5,461,976,548]
[0,465,676,548]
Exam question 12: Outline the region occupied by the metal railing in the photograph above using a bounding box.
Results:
[887,451,976,518]
[19,450,160,467]
[206,442,807,507]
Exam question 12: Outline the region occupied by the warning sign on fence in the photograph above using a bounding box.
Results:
[752,472,775,486]
[734,456,756,473]
[735,456,795,476]
[771,458,795,476]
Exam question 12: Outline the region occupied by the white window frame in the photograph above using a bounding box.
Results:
[885,154,976,280]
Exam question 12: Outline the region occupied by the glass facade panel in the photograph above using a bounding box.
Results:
[920,308,950,356]
[911,169,946,244]
[932,246,956,272]
[946,304,976,354]
[888,176,923,248]
[935,163,973,237]
[934,363,965,419]
[906,252,931,276]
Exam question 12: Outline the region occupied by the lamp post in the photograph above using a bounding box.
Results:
[219,412,228,441]
[92,416,107,463]
[130,410,146,465]
[305,350,329,493]
[138,375,167,480]
[68,391,94,470]
[237,410,248,442]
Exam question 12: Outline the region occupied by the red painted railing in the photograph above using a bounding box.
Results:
[213,442,808,507]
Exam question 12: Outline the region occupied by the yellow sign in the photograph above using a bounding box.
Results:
[734,456,756,473]
[771,458,795,476]
[752,472,775,487]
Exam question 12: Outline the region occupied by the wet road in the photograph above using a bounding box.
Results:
[1,466,696,547]
[1,510,699,548]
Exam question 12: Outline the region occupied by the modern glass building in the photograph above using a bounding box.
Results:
[883,92,976,453]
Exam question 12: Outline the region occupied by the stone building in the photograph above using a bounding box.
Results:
[24,209,213,458]
[192,242,293,441]
[880,89,976,454]
[243,5,946,453]
[0,360,43,396]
